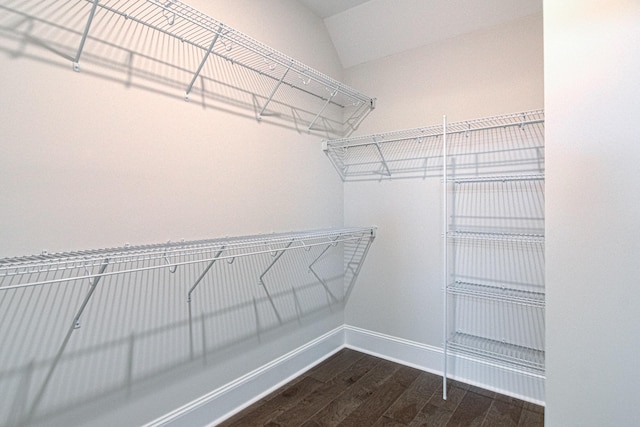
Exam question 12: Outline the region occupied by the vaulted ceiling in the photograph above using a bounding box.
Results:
[298,0,542,68]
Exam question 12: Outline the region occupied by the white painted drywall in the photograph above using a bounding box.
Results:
[544,1,640,425]
[0,0,344,258]
[342,12,544,387]
[0,1,348,426]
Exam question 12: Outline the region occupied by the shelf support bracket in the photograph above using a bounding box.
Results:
[308,244,339,303]
[187,246,225,303]
[27,257,109,419]
[258,63,292,119]
[308,88,338,131]
[185,24,224,101]
[374,138,392,176]
[343,235,374,302]
[72,0,100,72]
[257,240,293,325]
[258,240,294,286]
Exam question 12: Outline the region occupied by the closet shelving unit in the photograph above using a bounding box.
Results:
[3,0,375,136]
[442,111,545,399]
[322,109,545,400]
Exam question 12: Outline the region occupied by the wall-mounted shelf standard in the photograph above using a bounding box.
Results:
[2,0,375,137]
[322,109,544,180]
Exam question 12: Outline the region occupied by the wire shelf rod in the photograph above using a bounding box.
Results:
[0,228,372,271]
[447,333,545,373]
[323,110,544,151]
[0,228,375,290]
[447,230,544,243]
[451,174,545,184]
[447,281,545,307]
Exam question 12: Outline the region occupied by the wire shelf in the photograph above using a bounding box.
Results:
[447,281,545,307]
[447,230,544,244]
[322,109,544,181]
[2,0,375,136]
[447,332,545,374]
[0,227,376,290]
[451,173,545,184]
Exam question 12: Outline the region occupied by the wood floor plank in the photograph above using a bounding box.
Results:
[446,390,493,426]
[217,349,545,427]
[304,348,364,383]
[217,376,322,427]
[481,399,523,427]
[409,402,454,427]
[301,357,400,426]
[270,352,379,426]
[383,371,441,424]
[337,366,421,426]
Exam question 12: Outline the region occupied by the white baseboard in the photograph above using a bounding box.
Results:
[343,325,545,405]
[150,324,544,426]
[142,326,345,427]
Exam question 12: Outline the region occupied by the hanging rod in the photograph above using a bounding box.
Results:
[0,227,376,291]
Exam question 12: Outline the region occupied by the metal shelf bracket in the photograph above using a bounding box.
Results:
[72,0,100,72]
[187,246,225,303]
[184,23,224,102]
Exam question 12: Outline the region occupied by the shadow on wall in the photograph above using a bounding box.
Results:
[0,235,373,427]
[0,0,373,139]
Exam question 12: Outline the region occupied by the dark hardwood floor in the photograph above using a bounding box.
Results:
[217,348,544,426]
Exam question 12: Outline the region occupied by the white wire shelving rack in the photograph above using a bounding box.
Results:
[322,110,544,180]
[0,227,376,292]
[1,0,375,136]
[442,110,546,399]
[0,227,375,422]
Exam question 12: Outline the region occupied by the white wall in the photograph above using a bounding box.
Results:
[0,0,344,258]
[342,13,544,391]
[544,1,640,425]
[342,12,544,344]
[0,1,349,426]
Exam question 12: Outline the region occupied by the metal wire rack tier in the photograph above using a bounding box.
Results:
[447,231,545,244]
[447,281,545,307]
[2,0,375,136]
[447,332,545,374]
[0,227,376,290]
[322,109,544,180]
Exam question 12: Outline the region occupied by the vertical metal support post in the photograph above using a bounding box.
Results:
[187,247,225,303]
[308,88,338,131]
[73,0,100,72]
[442,115,448,400]
[258,63,292,119]
[185,24,223,101]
